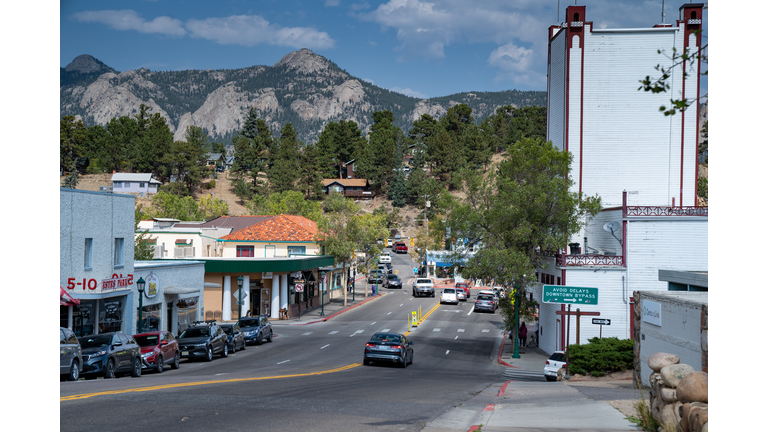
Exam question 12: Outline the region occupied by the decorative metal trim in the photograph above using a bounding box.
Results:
[560,254,625,267]
[570,21,584,27]
[625,206,708,217]
[687,19,702,25]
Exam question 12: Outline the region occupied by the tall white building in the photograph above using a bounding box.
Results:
[534,3,707,354]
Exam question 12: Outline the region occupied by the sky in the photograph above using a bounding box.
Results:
[60,0,708,99]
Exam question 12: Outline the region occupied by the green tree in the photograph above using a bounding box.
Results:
[145,191,202,221]
[429,128,464,188]
[164,126,209,194]
[360,110,403,191]
[507,106,547,146]
[297,142,324,200]
[134,204,155,261]
[198,194,229,221]
[61,160,80,189]
[60,115,87,173]
[315,120,367,179]
[104,116,139,173]
[269,123,302,194]
[231,116,272,200]
[247,190,323,221]
[130,105,174,178]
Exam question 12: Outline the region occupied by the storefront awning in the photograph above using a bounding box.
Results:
[164,286,200,295]
[60,286,80,306]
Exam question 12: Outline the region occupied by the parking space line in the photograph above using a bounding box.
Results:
[454,336,458,340]
[302,332,313,336]
[445,350,450,355]
[387,312,392,315]
[329,331,339,334]
[371,322,376,325]
[433,328,441,332]
[467,309,473,316]
[320,344,330,349]
[482,329,490,333]
[458,329,465,332]
[277,360,290,364]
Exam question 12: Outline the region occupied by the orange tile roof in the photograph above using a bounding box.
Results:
[220,215,318,242]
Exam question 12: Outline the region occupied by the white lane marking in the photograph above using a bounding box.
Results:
[329,331,339,334]
[482,329,490,333]
[321,344,330,349]
[387,312,392,315]
[467,309,473,316]
[443,310,460,313]
[371,322,376,325]
[400,304,403,307]
[445,350,450,355]
[454,336,458,340]
[382,329,390,332]
[458,329,465,332]
[350,330,365,337]
[433,328,441,332]
[302,332,313,336]
[277,360,290,364]
[215,373,228,375]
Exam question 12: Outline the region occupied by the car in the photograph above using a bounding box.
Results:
[474,293,497,313]
[379,254,392,264]
[215,165,225,172]
[378,264,392,274]
[455,289,466,301]
[60,327,82,381]
[177,320,229,361]
[478,289,499,304]
[78,332,142,379]
[412,278,435,297]
[544,351,567,381]
[220,324,246,352]
[440,288,459,304]
[454,282,470,300]
[394,242,408,254]
[492,286,505,299]
[134,330,180,373]
[385,274,402,289]
[368,270,386,284]
[238,315,273,345]
[363,332,414,368]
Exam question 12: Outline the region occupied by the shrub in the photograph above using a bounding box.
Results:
[567,337,634,376]
[207,180,216,189]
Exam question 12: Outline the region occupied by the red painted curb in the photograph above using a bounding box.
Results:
[482,404,495,412]
[497,380,511,397]
[468,426,482,432]
[498,331,519,368]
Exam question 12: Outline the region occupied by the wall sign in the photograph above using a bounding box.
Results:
[145,272,159,299]
[102,274,133,292]
[263,272,273,279]
[642,300,662,326]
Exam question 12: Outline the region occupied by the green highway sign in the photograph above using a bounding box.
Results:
[542,285,598,305]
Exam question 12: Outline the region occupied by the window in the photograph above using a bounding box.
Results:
[139,182,145,188]
[114,238,124,267]
[114,182,121,188]
[84,238,93,270]
[287,246,306,256]
[237,245,254,257]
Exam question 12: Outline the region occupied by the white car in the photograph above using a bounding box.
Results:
[543,351,567,381]
[412,278,435,297]
[440,288,458,304]
[455,289,466,301]
[379,254,392,264]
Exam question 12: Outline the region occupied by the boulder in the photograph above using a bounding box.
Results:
[690,405,708,432]
[677,372,708,403]
[681,403,692,432]
[651,395,664,422]
[649,352,680,372]
[661,363,696,388]
[660,386,678,403]
[660,403,677,426]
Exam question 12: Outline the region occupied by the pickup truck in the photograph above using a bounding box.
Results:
[394,242,408,254]
[454,282,470,300]
[412,278,435,297]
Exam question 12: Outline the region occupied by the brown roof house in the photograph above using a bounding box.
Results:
[321,178,375,200]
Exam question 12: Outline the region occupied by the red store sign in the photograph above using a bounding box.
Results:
[66,274,134,292]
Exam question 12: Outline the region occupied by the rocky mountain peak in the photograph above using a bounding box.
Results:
[274,49,339,76]
[64,54,114,74]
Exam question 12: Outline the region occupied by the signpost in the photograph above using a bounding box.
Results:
[592,318,611,338]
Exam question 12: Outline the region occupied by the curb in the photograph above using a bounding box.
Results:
[497,331,519,368]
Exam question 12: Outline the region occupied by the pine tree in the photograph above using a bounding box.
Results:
[269,123,302,194]
[298,142,324,200]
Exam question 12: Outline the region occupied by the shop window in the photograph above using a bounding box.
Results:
[114,238,124,268]
[84,238,93,270]
[100,297,124,333]
[237,245,254,257]
[287,245,306,256]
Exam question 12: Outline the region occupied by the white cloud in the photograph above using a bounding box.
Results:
[350,2,370,11]
[363,78,375,84]
[487,42,545,87]
[70,10,186,36]
[391,86,428,99]
[186,15,335,49]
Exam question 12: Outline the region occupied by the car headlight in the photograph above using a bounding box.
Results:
[195,343,207,348]
[141,351,155,359]
[91,350,107,357]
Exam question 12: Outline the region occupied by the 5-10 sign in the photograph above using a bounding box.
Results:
[67,277,99,290]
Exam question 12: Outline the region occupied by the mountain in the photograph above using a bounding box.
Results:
[60,49,547,144]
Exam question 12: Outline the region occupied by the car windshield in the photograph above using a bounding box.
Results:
[549,352,566,362]
[443,289,455,293]
[477,295,493,300]
[179,327,209,338]
[416,279,431,284]
[387,275,399,280]
[221,326,233,335]
[134,335,159,347]
[239,319,259,327]
[79,335,112,348]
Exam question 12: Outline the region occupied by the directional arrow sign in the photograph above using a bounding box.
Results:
[542,285,598,305]
[592,318,611,325]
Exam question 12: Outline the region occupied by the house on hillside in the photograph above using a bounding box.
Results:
[532,3,707,356]
[322,179,375,199]
[206,153,225,168]
[111,173,161,195]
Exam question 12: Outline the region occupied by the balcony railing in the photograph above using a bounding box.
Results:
[624,206,707,217]
[560,254,625,267]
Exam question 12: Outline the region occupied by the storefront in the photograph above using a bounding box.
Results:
[60,273,136,337]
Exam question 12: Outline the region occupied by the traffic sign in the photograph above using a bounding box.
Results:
[295,283,304,292]
[592,318,611,325]
[542,285,598,305]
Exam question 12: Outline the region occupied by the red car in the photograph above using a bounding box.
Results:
[454,282,470,300]
[133,330,180,373]
[394,242,408,254]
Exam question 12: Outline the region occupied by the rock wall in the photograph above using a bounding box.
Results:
[646,352,708,432]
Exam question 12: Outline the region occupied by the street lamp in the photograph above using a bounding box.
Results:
[352,268,356,302]
[237,276,244,322]
[320,271,326,316]
[136,277,146,333]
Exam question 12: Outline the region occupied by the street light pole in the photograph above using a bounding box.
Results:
[320,271,326,316]
[136,277,146,333]
[512,282,521,359]
[237,276,244,322]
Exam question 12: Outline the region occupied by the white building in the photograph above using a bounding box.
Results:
[534,3,707,354]
[112,173,161,195]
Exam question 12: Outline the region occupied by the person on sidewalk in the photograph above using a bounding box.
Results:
[519,322,528,348]
[533,318,539,346]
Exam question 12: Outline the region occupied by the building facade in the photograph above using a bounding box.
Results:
[112,173,161,195]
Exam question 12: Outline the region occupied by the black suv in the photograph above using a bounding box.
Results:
[78,332,142,379]
[177,321,229,361]
[237,316,273,345]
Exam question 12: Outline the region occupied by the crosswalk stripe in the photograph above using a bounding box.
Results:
[302,332,313,336]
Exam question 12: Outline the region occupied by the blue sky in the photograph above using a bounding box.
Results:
[60,0,708,99]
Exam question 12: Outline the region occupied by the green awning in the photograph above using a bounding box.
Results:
[198,255,335,273]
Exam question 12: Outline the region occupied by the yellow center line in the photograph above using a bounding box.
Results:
[61,363,360,402]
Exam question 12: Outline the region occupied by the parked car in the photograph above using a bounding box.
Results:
[363,332,414,368]
[60,327,82,381]
[177,321,229,361]
[378,263,392,274]
[368,270,386,284]
[474,293,497,313]
[455,289,466,301]
[478,289,499,304]
[454,282,470,300]
[220,324,246,352]
[238,315,273,345]
[78,332,142,379]
[385,274,402,289]
[394,242,408,254]
[412,278,435,297]
[544,351,567,381]
[440,288,458,304]
[134,330,180,373]
[215,165,225,172]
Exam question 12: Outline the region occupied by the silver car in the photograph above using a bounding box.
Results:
[60,327,82,381]
[412,278,435,297]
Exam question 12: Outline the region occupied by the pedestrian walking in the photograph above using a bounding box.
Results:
[533,318,539,346]
[519,322,528,348]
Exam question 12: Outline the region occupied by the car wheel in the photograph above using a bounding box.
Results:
[412,290,416,296]
[267,330,273,343]
[401,356,407,368]
[221,343,229,358]
[156,355,164,373]
[241,340,246,351]
[171,352,180,369]
[67,359,80,381]
[256,332,263,345]
[205,346,213,362]
[104,358,116,379]
[409,352,413,365]
[131,357,142,377]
